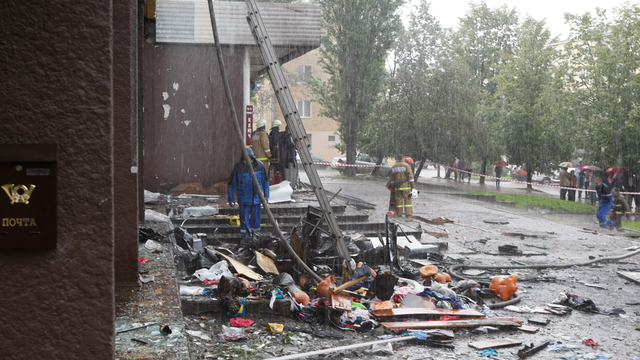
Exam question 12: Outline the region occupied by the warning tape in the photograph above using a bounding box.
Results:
[298,160,386,168]
[434,162,640,195]
[297,160,640,195]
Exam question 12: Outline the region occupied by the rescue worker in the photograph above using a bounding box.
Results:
[595,177,615,230]
[610,187,630,231]
[227,147,270,237]
[389,155,414,217]
[386,180,397,214]
[252,119,271,170]
[268,119,283,181]
[281,125,298,187]
[559,167,570,200]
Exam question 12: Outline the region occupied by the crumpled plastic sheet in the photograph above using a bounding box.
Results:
[179,286,204,296]
[477,349,498,357]
[217,325,250,341]
[364,342,393,356]
[144,239,164,251]
[193,260,233,282]
[340,307,371,326]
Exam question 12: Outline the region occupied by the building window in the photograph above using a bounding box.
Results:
[297,100,312,118]
[328,135,335,141]
[297,65,312,84]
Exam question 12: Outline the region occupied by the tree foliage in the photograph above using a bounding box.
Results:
[563,4,640,170]
[311,0,405,175]
[482,18,572,187]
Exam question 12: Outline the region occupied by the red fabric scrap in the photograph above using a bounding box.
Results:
[138,258,151,264]
[203,279,220,286]
[230,318,254,327]
[439,316,460,321]
[582,338,601,347]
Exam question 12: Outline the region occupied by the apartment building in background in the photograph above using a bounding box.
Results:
[252,49,342,162]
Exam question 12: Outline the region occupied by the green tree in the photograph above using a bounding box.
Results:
[485,18,572,188]
[563,4,640,169]
[311,0,405,176]
[453,1,519,183]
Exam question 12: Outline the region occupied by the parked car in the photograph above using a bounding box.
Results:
[510,167,558,185]
[331,153,391,175]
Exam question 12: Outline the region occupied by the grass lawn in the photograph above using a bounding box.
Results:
[622,221,640,236]
[467,191,595,213]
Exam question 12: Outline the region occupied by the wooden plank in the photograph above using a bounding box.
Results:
[372,307,485,318]
[468,338,522,350]
[333,275,368,294]
[617,271,640,284]
[518,325,539,333]
[381,318,522,330]
[331,293,351,310]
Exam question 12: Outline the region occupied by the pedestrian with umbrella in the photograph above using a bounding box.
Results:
[494,160,508,189]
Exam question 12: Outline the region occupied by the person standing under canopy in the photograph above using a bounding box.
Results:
[227,147,270,237]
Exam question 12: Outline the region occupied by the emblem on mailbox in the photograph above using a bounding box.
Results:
[2,184,36,205]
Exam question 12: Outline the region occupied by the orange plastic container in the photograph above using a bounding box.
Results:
[489,275,518,300]
[434,272,451,284]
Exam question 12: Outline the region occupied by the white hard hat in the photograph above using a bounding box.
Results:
[256,119,266,128]
[272,119,282,128]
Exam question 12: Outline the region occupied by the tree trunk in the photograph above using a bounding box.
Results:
[371,154,383,177]
[437,165,441,178]
[526,163,533,189]
[414,152,428,184]
[480,159,487,185]
[345,135,357,177]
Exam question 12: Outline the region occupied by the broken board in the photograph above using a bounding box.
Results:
[372,308,485,318]
[396,235,421,250]
[617,271,640,284]
[255,251,279,275]
[213,250,263,281]
[468,338,522,350]
[518,325,539,333]
[331,293,351,311]
[381,318,522,330]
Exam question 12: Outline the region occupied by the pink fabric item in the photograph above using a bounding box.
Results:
[230,318,255,327]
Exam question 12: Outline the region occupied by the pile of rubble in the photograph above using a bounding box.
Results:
[136,189,639,359]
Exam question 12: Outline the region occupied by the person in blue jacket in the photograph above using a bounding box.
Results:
[228,147,270,237]
[595,177,615,229]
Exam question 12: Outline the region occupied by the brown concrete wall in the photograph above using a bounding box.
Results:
[114,0,140,287]
[0,0,116,359]
[143,43,245,191]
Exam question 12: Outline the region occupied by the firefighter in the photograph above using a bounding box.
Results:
[252,119,271,170]
[268,119,283,182]
[389,155,414,217]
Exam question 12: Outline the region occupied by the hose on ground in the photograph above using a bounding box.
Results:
[448,247,640,308]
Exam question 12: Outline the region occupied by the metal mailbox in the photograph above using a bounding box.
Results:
[0,144,57,249]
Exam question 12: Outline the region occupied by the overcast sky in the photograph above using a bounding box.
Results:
[404,0,633,40]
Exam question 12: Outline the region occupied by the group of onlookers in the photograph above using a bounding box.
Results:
[559,166,639,230]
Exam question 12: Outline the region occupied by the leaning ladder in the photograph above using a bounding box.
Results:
[244,0,354,273]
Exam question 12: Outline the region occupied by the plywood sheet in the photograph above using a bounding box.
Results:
[468,338,522,350]
[372,308,485,318]
[213,250,263,281]
[381,318,521,330]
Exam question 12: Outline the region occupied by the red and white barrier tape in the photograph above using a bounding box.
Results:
[434,162,640,195]
[296,160,640,195]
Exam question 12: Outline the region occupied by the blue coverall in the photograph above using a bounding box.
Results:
[228,156,270,236]
[596,183,615,229]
